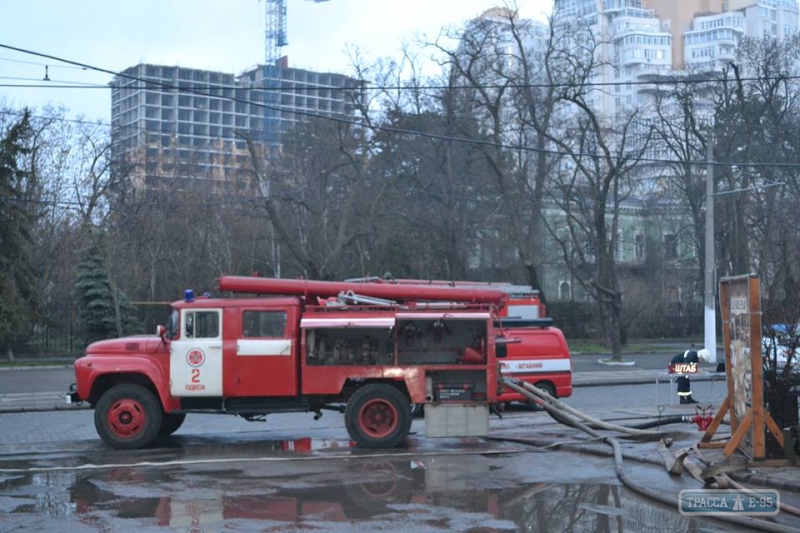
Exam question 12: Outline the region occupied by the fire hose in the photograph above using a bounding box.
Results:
[502,377,799,533]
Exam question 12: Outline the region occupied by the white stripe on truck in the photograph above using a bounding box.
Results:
[500,359,571,373]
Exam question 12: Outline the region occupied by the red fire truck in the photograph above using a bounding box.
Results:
[67,276,507,449]
[496,319,572,407]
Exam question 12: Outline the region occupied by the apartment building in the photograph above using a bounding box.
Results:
[110,63,361,195]
[645,0,799,70]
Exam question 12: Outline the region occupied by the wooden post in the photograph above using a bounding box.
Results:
[748,276,765,459]
[718,282,737,434]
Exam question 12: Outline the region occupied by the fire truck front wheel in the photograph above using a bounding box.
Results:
[158,413,187,436]
[345,384,412,448]
[94,384,163,449]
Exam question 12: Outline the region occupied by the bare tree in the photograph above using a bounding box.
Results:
[428,6,564,298]
[242,118,385,280]
[540,21,654,361]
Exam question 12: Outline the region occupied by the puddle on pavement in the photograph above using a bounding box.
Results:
[0,449,737,533]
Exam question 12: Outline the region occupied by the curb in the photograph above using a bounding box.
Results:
[0,392,89,413]
[0,364,73,372]
[573,372,724,388]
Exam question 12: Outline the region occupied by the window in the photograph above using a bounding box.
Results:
[559,281,571,301]
[184,311,220,339]
[634,233,645,261]
[243,311,287,337]
[664,233,678,261]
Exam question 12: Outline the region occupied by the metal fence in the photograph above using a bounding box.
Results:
[17,303,172,357]
[23,305,84,356]
[548,301,710,341]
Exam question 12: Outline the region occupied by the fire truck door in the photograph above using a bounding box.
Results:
[170,308,223,397]
[231,308,297,397]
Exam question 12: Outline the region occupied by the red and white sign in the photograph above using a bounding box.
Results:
[670,362,698,374]
[500,358,571,374]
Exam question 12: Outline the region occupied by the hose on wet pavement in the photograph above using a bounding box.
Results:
[502,378,799,533]
[623,416,688,429]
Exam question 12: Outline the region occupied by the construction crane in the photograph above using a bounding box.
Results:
[261,0,330,147]
[264,0,330,65]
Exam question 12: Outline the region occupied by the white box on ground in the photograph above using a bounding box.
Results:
[424,404,489,437]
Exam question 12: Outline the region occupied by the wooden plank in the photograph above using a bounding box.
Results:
[701,396,730,443]
[724,411,752,457]
[719,282,738,433]
[698,442,728,449]
[749,276,765,459]
[765,413,786,448]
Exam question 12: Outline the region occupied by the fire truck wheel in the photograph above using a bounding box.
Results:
[158,413,187,436]
[527,382,556,411]
[94,384,162,449]
[346,384,412,448]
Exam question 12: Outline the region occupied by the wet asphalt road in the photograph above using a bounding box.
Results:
[0,416,741,533]
[0,389,793,532]
[0,363,787,532]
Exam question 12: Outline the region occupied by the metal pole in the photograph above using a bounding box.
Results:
[704,135,717,363]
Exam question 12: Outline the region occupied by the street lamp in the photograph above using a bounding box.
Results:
[704,139,716,364]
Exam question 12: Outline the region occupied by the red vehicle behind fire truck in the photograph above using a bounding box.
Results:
[496,319,572,407]
[67,276,508,449]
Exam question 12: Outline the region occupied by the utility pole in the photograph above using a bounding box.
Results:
[704,135,717,363]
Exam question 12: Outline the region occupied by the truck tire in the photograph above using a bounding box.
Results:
[94,384,162,449]
[345,384,412,448]
[158,413,186,436]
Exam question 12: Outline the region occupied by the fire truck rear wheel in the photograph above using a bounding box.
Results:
[95,384,162,449]
[158,413,187,436]
[345,384,412,448]
[527,382,556,412]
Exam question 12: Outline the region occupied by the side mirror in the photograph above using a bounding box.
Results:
[156,325,168,344]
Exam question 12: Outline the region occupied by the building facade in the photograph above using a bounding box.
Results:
[110,63,361,195]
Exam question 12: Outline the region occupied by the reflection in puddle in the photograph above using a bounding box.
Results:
[0,441,732,532]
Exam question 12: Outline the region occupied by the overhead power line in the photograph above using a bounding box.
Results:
[2,54,798,91]
[2,43,800,170]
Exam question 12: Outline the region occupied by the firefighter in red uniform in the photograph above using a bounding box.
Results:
[670,348,710,404]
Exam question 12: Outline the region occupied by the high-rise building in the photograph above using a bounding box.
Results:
[683,11,746,70]
[646,0,800,69]
[644,0,725,69]
[110,63,361,195]
[554,0,672,116]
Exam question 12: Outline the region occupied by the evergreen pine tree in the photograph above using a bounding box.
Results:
[74,245,141,344]
[0,110,38,361]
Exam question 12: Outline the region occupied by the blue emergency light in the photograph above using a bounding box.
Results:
[184,289,195,302]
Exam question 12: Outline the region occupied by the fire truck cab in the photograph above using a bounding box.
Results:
[68,277,505,450]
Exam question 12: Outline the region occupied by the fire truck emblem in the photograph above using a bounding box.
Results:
[187,348,205,367]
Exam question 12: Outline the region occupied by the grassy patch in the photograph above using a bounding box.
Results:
[0,360,75,368]
[568,341,677,354]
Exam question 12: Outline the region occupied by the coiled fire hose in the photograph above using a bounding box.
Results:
[502,377,799,533]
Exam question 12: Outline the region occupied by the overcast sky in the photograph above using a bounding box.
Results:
[0,0,552,122]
